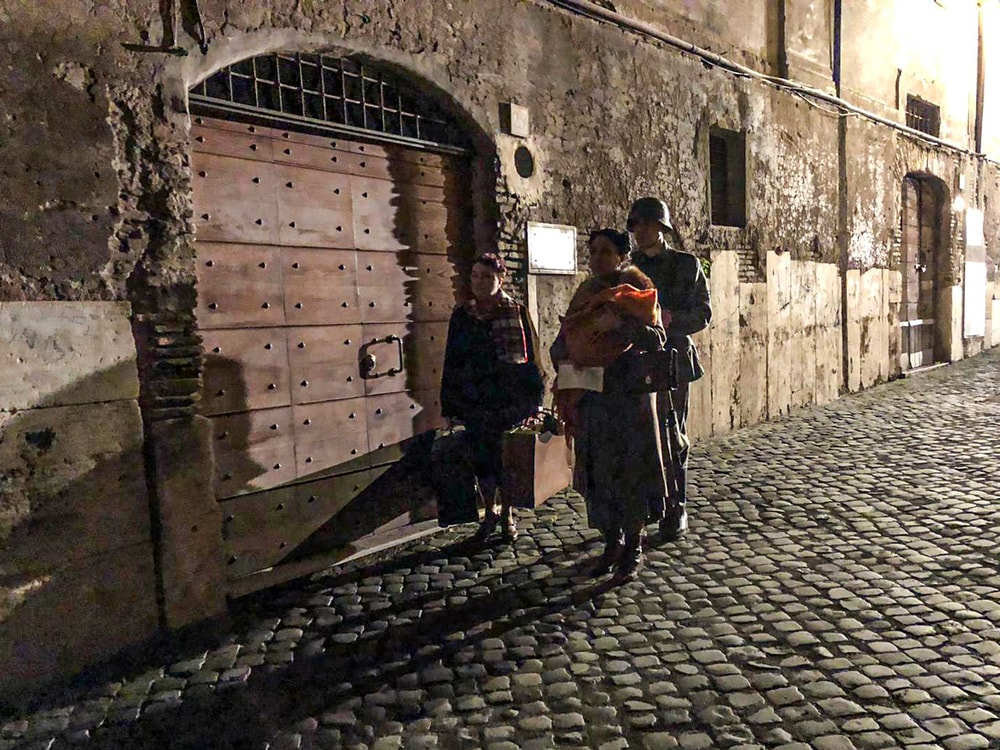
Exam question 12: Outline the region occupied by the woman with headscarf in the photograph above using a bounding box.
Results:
[551,229,669,581]
[440,253,544,543]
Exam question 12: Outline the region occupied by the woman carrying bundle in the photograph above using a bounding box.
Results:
[550,229,670,581]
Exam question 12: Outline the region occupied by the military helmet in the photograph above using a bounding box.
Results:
[627,196,673,232]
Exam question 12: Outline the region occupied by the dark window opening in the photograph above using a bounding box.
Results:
[191,52,470,151]
[905,95,941,137]
[709,128,747,228]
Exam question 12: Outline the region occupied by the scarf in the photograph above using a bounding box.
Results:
[464,290,529,365]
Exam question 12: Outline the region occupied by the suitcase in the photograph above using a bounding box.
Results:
[502,424,573,509]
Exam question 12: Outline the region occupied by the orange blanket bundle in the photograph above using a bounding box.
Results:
[562,284,660,367]
[555,283,661,439]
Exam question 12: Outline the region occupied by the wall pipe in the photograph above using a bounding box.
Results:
[543,0,987,161]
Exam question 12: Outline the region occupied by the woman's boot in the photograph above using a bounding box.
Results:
[617,530,643,581]
[593,528,623,576]
[472,482,501,542]
[499,504,518,543]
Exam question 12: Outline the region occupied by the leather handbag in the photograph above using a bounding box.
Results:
[624,347,679,394]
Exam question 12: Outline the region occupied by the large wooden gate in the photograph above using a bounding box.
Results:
[191,114,471,595]
[900,176,942,371]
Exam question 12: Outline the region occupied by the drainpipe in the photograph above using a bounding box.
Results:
[834,0,851,392]
[775,0,788,79]
[974,2,986,155]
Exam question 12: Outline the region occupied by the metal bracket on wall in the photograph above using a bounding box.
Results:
[123,0,208,56]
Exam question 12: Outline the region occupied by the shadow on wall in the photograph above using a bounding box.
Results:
[0,361,158,707]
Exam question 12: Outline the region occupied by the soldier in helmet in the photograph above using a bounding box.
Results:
[627,197,712,541]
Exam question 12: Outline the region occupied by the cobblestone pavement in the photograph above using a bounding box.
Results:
[5,349,1000,750]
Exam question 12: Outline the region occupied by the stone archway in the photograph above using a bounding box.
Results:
[134,32,500,628]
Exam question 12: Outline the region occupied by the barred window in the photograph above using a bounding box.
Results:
[191,53,470,151]
[905,95,941,137]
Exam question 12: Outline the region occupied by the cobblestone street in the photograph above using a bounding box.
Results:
[4,348,1000,750]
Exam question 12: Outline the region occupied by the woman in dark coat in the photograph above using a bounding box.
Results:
[551,229,669,581]
[440,253,544,543]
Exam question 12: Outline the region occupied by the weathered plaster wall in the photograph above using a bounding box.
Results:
[984,163,1000,347]
[613,0,775,72]
[983,3,1000,159]
[0,302,157,702]
[841,0,979,142]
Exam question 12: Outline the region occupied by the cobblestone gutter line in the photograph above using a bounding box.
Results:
[3,349,1000,750]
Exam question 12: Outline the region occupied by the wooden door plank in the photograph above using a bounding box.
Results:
[360,322,448,397]
[220,471,370,580]
[365,390,439,451]
[195,243,285,329]
[292,397,370,477]
[274,138,365,173]
[352,177,464,254]
[360,323,410,396]
[357,251,414,323]
[271,128,354,152]
[287,324,365,404]
[407,322,449,392]
[411,254,460,321]
[275,164,355,248]
[210,406,297,498]
[192,122,276,162]
[191,152,279,244]
[351,177,406,253]
[410,386,446,434]
[201,328,292,415]
[221,484,296,579]
[282,248,361,326]
[349,141,447,169]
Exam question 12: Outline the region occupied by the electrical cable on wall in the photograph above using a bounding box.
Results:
[544,0,992,163]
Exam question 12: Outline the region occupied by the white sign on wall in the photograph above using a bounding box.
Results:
[526,222,577,275]
[966,208,985,248]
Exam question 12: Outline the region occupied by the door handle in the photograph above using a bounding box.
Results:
[359,335,405,379]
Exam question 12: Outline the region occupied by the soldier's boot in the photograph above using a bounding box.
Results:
[593,528,623,577]
[617,530,644,582]
[659,500,688,541]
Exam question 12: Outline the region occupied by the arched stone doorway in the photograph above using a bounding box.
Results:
[185,51,487,596]
[899,174,947,370]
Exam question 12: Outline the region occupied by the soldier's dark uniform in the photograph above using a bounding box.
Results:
[627,198,712,539]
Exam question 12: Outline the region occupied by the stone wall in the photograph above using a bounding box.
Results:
[0,302,158,702]
[0,0,998,701]
[986,164,1000,348]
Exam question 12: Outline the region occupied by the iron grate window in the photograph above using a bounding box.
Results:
[190,53,470,152]
[905,95,941,137]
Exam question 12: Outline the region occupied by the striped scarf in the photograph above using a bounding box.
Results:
[465,291,528,365]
